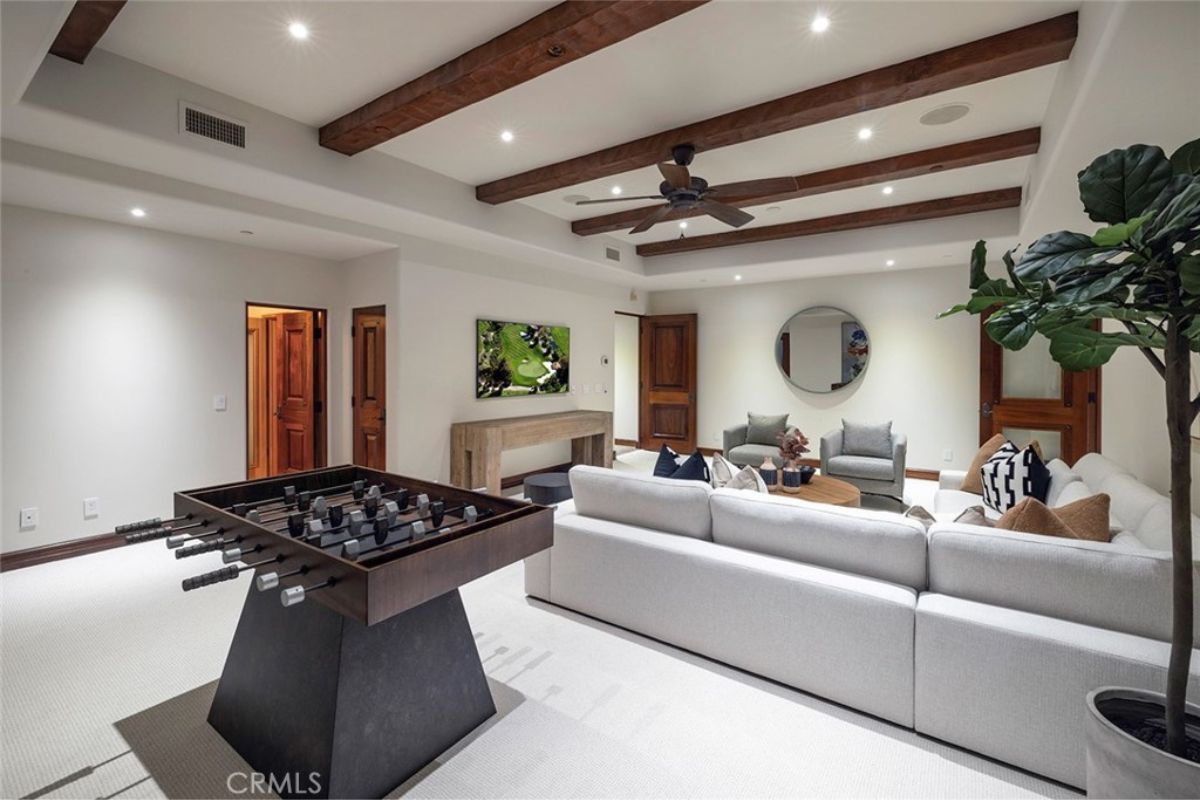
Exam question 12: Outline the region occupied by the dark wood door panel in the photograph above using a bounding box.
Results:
[353,306,387,470]
[639,314,697,452]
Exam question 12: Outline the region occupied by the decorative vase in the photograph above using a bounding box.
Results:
[799,465,816,485]
[758,456,778,487]
[1085,687,1200,798]
[782,467,802,490]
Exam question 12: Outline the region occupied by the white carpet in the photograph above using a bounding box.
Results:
[1,455,1074,799]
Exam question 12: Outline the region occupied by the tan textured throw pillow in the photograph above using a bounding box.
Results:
[954,506,995,527]
[996,495,1112,542]
[962,434,1007,495]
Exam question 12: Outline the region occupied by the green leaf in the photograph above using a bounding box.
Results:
[1141,176,1200,248]
[1047,325,1158,371]
[985,307,1038,350]
[937,303,969,319]
[965,279,1019,313]
[1002,248,1022,290]
[1171,137,1200,176]
[1078,144,1174,224]
[1181,255,1200,295]
[1092,215,1150,246]
[1055,264,1138,303]
[1013,231,1119,281]
[969,240,988,289]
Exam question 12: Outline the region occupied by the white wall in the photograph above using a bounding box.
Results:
[613,313,639,442]
[649,265,980,470]
[0,205,349,551]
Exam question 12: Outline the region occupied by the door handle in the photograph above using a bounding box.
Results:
[380,408,386,423]
[980,401,993,417]
[275,405,283,419]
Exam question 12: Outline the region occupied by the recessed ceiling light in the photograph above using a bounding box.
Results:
[857,127,873,141]
[288,21,309,40]
[881,185,894,195]
[885,259,896,267]
[499,129,514,143]
[734,274,743,281]
[130,207,146,218]
[810,13,830,33]
[610,186,623,196]
[679,221,688,229]
[920,103,972,126]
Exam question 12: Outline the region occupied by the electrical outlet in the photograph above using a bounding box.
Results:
[19,507,38,530]
[83,497,101,519]
[212,394,228,412]
[943,449,954,462]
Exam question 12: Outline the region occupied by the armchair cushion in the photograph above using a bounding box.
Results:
[747,413,789,446]
[727,443,782,468]
[722,424,748,456]
[842,419,893,458]
[827,455,894,482]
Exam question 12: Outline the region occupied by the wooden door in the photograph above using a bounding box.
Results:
[246,317,269,479]
[352,306,387,469]
[979,314,1100,464]
[639,313,698,452]
[271,311,316,474]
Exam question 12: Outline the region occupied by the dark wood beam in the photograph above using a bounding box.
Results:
[48,0,126,64]
[572,128,1040,236]
[636,188,1022,257]
[320,1,708,155]
[477,12,1076,204]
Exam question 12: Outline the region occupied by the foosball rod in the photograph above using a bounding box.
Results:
[274,489,427,537]
[255,565,308,591]
[227,480,368,516]
[347,506,486,560]
[175,531,238,559]
[116,514,191,534]
[302,500,455,552]
[125,519,209,544]
[280,577,336,607]
[261,486,404,530]
[182,554,283,592]
[245,482,384,524]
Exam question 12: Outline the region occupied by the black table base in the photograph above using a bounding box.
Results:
[208,583,496,799]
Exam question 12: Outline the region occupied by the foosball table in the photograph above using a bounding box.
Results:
[119,465,554,799]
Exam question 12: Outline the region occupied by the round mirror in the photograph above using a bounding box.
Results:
[774,306,870,393]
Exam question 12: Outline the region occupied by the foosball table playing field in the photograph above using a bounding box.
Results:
[118,465,554,799]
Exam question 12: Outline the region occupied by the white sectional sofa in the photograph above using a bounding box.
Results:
[525,463,1200,788]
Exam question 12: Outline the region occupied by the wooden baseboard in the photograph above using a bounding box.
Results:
[614,438,638,448]
[1,531,126,572]
[500,462,573,491]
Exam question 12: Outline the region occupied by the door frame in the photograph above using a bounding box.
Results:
[244,302,328,479]
[352,305,388,469]
[614,310,644,448]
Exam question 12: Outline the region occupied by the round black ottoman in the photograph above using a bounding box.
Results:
[524,472,572,505]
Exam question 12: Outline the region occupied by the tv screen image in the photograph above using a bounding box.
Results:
[476,320,570,398]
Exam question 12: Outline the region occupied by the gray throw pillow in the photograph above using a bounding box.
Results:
[842,419,892,458]
[747,413,788,446]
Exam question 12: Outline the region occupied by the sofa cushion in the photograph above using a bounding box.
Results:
[569,465,713,540]
[726,442,781,467]
[1045,459,1082,506]
[841,419,892,458]
[710,488,927,588]
[826,454,894,482]
[962,433,1007,495]
[747,412,789,446]
[927,522,1200,641]
[1072,452,1131,489]
[1103,473,1168,534]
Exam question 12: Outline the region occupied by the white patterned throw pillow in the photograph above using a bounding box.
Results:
[981,442,1051,513]
[725,465,769,494]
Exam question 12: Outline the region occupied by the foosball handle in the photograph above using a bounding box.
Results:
[176,538,225,559]
[126,526,172,543]
[116,517,162,534]
[182,566,240,591]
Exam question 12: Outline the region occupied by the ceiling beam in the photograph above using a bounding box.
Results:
[636,188,1021,257]
[477,12,1076,204]
[572,128,1040,236]
[320,1,709,156]
[48,0,126,64]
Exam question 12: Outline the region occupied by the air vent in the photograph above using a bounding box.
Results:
[605,247,621,262]
[180,103,246,148]
[920,103,971,126]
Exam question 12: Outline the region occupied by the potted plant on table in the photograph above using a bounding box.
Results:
[941,138,1200,795]
[777,428,814,490]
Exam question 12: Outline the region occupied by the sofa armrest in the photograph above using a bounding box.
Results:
[819,429,844,473]
[891,433,908,477]
[723,424,748,454]
[939,470,967,491]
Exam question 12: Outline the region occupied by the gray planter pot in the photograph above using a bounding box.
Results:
[1086,686,1200,798]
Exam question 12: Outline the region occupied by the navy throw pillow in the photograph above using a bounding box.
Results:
[668,449,711,483]
[653,444,681,478]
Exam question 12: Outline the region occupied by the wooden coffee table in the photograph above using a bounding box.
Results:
[767,474,861,507]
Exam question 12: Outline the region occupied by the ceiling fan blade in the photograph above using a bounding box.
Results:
[658,162,691,190]
[629,205,676,234]
[575,195,663,205]
[699,200,754,228]
[706,176,799,198]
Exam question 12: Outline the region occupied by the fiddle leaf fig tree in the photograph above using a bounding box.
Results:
[941,138,1200,756]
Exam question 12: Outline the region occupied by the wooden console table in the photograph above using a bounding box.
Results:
[451,410,613,495]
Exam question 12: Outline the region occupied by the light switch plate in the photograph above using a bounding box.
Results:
[19,507,37,529]
[943,449,954,462]
[213,394,227,412]
[83,497,100,519]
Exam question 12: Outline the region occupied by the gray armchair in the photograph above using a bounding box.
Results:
[723,421,797,467]
[820,423,907,500]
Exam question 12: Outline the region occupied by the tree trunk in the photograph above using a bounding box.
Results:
[1164,317,1195,756]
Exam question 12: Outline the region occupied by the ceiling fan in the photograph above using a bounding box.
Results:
[575,144,796,234]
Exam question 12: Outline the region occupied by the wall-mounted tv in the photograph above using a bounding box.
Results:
[476,319,570,398]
